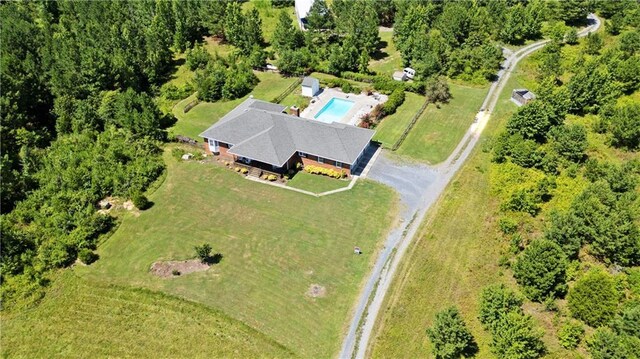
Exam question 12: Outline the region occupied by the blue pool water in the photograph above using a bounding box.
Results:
[314,98,355,123]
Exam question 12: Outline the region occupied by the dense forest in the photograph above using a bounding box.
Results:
[480,2,640,358]
[0,0,229,308]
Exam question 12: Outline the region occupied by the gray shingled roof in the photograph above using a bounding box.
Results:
[199,98,374,167]
[514,89,536,100]
[302,76,318,87]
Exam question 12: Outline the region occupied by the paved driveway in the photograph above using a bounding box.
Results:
[367,153,439,221]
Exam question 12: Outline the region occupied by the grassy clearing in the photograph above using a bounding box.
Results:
[1,271,293,358]
[287,172,350,193]
[202,36,235,58]
[76,148,396,358]
[373,92,426,148]
[279,90,310,111]
[369,30,402,76]
[367,66,533,358]
[170,72,298,139]
[396,82,489,164]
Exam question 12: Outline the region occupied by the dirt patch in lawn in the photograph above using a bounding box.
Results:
[150,259,209,278]
[306,284,326,298]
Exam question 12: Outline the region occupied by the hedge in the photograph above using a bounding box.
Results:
[382,87,406,116]
[304,165,346,179]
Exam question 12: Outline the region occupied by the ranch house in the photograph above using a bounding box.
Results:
[200,98,375,177]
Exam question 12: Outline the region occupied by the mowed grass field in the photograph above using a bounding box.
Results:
[287,172,350,193]
[367,69,528,358]
[1,272,293,358]
[396,83,489,164]
[75,149,396,358]
[171,72,298,139]
[373,92,426,148]
[369,30,402,76]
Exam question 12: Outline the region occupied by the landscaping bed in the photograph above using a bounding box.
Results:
[150,259,209,278]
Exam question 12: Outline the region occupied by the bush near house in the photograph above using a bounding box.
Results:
[304,165,346,179]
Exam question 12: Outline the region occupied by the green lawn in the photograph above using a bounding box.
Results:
[373,92,426,148]
[1,272,293,358]
[287,172,350,193]
[396,82,489,164]
[367,69,523,359]
[170,72,299,139]
[369,30,402,76]
[75,148,397,358]
[279,90,310,111]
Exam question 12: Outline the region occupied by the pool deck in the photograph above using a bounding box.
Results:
[300,87,388,126]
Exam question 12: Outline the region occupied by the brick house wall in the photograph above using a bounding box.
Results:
[204,139,234,161]
[300,154,351,176]
[204,139,355,176]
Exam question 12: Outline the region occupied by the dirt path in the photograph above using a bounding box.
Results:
[339,14,600,359]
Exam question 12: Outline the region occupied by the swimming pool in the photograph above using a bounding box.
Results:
[314,98,355,123]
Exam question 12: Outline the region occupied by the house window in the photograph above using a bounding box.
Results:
[318,157,324,164]
[335,161,342,167]
[298,151,306,158]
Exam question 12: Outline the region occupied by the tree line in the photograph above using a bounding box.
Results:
[0,0,236,309]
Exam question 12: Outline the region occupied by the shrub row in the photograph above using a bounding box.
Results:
[341,71,375,83]
[304,165,347,179]
[326,78,359,94]
[382,87,406,116]
[260,174,278,181]
[161,83,195,101]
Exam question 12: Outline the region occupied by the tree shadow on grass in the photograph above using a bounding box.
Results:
[370,40,390,61]
[206,253,224,265]
[463,338,480,358]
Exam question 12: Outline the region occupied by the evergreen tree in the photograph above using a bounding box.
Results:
[491,312,546,359]
[426,307,477,359]
[512,240,568,302]
[272,12,302,52]
[568,268,619,327]
[305,0,333,31]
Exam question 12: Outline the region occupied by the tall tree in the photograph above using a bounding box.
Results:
[491,312,546,359]
[426,307,478,359]
[333,0,379,55]
[272,12,303,52]
[305,0,333,31]
[558,0,590,25]
[512,240,568,302]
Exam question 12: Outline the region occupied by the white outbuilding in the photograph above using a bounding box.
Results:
[392,70,407,82]
[301,76,320,97]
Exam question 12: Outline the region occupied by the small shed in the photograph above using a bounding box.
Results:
[392,71,407,82]
[511,89,536,107]
[301,76,320,97]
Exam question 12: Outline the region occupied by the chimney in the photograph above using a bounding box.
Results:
[289,106,300,117]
